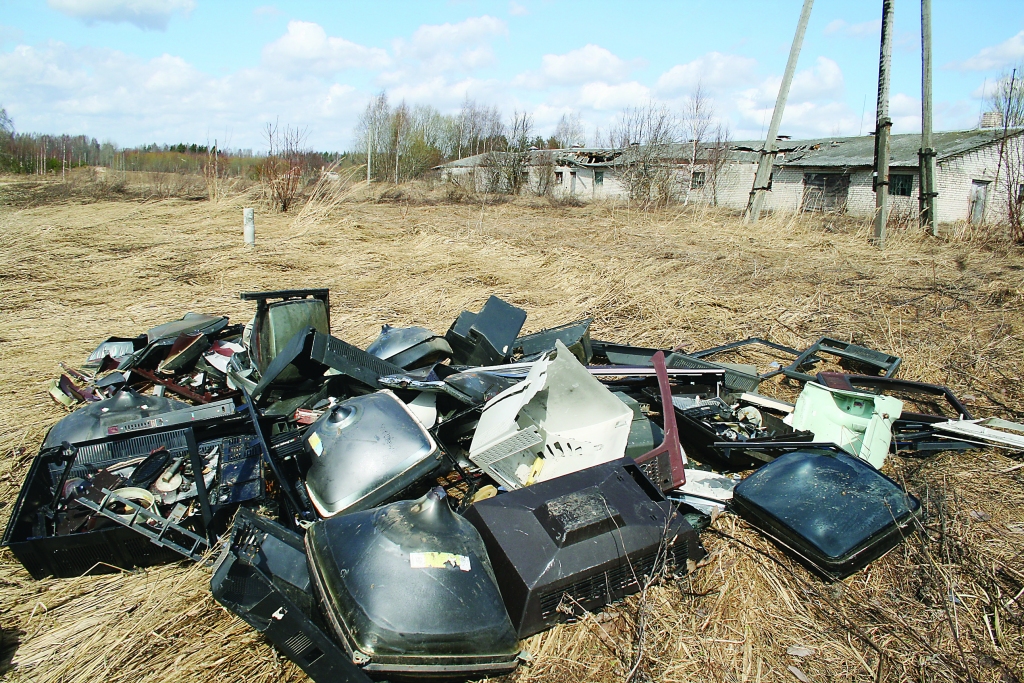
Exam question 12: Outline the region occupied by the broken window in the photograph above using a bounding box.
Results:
[969,180,989,224]
[801,173,850,213]
[554,171,563,185]
[691,171,706,189]
[890,174,913,197]
[594,171,603,186]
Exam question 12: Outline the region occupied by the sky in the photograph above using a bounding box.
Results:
[1,0,1022,152]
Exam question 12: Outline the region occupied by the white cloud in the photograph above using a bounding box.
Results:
[0,24,24,48]
[735,56,845,121]
[655,52,758,94]
[888,92,921,133]
[387,76,506,110]
[262,21,390,74]
[577,81,650,111]
[823,19,880,38]
[513,44,639,89]
[971,79,1000,100]
[47,0,195,30]
[509,1,529,17]
[253,5,281,18]
[389,16,506,76]
[0,40,367,149]
[730,58,851,138]
[789,56,844,102]
[945,31,1024,72]
[397,16,506,61]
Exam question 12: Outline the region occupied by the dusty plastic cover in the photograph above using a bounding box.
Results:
[462,458,706,638]
[513,318,593,364]
[303,390,440,517]
[791,382,903,468]
[731,448,921,580]
[366,324,453,369]
[469,339,633,489]
[446,295,527,366]
[145,313,228,344]
[305,490,520,676]
[41,388,191,449]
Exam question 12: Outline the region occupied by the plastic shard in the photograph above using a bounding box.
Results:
[366,324,453,369]
[446,295,527,367]
[469,340,632,489]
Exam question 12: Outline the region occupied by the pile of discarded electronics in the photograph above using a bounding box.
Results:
[6,289,1024,682]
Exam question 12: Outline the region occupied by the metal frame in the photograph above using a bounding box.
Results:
[690,337,813,381]
[73,488,210,561]
[782,337,901,383]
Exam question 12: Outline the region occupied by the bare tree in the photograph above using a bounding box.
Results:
[987,65,1024,128]
[609,103,681,207]
[988,65,1024,240]
[552,112,585,149]
[390,101,410,184]
[260,119,309,212]
[530,151,555,196]
[483,110,533,194]
[704,123,732,207]
[683,82,714,205]
[355,91,390,182]
[0,105,14,172]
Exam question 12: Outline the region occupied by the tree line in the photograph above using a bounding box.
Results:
[0,106,343,180]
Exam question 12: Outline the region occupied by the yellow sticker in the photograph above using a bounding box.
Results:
[307,432,324,456]
[410,552,471,571]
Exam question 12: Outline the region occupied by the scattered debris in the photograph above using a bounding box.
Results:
[5,288,1013,680]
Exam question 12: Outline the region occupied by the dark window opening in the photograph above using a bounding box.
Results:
[594,170,604,186]
[891,174,913,196]
[691,170,706,189]
[801,173,850,213]
[555,171,563,184]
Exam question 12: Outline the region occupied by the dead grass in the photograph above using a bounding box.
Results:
[0,176,1022,683]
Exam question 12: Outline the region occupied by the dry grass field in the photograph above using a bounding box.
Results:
[0,172,1023,683]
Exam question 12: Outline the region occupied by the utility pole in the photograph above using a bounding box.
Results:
[919,0,938,235]
[872,0,895,246]
[744,0,814,223]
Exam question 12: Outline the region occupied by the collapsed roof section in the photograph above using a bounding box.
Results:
[437,128,1024,171]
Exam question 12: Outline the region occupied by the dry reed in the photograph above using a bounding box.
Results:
[0,176,1022,682]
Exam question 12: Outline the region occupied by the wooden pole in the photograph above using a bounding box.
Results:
[872,0,895,247]
[744,0,815,223]
[919,0,937,235]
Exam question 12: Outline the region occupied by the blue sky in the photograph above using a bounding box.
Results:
[1,0,1022,151]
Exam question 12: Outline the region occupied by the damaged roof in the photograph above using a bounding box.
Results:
[756,128,1024,169]
[437,128,1024,171]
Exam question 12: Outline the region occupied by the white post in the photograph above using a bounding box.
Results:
[243,208,255,246]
